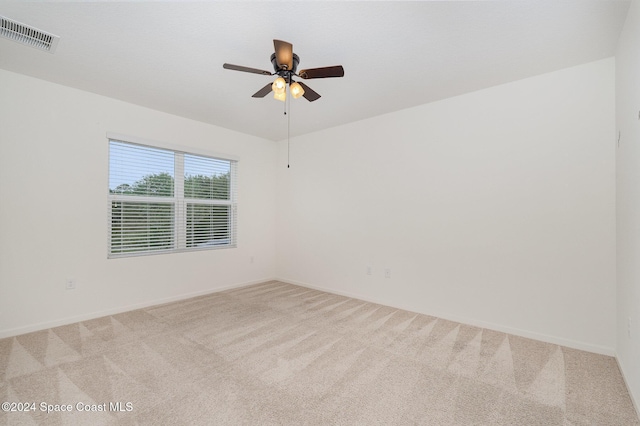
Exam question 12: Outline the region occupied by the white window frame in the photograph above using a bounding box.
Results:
[107,133,238,258]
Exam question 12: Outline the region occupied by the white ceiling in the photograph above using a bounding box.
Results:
[0,1,630,141]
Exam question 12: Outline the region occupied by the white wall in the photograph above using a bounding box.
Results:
[0,55,620,361]
[0,69,278,337]
[276,58,617,354]
[616,0,640,411]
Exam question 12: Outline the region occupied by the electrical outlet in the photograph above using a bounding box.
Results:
[385,269,391,279]
[366,266,372,275]
[66,278,76,290]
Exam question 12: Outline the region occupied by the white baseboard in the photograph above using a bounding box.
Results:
[2,275,617,358]
[276,277,616,357]
[616,356,640,420]
[0,277,274,339]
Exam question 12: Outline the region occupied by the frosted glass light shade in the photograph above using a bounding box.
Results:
[272,77,286,94]
[290,82,305,99]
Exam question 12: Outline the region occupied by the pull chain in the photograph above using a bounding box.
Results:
[286,86,291,168]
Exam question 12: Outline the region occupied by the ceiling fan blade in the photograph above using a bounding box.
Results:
[252,83,273,98]
[223,63,272,75]
[273,39,293,70]
[297,81,321,102]
[298,65,345,79]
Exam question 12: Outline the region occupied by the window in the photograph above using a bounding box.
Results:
[108,138,237,257]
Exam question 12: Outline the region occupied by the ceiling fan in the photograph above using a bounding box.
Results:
[223,39,344,102]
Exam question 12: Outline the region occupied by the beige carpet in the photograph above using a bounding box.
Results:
[0,281,638,425]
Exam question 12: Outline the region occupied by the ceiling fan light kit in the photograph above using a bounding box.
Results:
[223,39,345,168]
[223,39,344,103]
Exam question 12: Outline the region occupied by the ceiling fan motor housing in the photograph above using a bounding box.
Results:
[271,53,299,79]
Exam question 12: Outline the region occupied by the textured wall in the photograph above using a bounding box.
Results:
[616,0,640,412]
[276,59,616,355]
[0,70,278,337]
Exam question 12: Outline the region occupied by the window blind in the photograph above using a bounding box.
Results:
[108,139,237,258]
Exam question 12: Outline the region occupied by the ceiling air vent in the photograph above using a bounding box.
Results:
[0,16,59,53]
